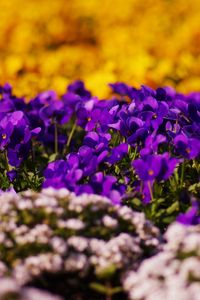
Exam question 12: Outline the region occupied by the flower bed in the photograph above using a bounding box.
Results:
[0,80,199,299]
[0,81,199,227]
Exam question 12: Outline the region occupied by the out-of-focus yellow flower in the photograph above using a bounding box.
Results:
[0,0,200,98]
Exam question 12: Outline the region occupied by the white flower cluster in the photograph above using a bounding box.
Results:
[0,277,62,300]
[0,188,161,299]
[123,222,200,300]
[90,233,141,274]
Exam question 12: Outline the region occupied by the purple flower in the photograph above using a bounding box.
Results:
[83,132,110,166]
[177,201,200,225]
[156,153,179,181]
[43,159,83,190]
[76,172,125,205]
[174,134,200,159]
[107,143,128,164]
[109,82,136,99]
[0,123,13,150]
[132,152,179,181]
[133,155,162,181]
[139,99,169,130]
[133,153,179,203]
[6,170,17,182]
[140,134,166,156]
[67,80,91,100]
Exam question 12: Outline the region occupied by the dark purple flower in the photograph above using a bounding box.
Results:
[156,153,179,181]
[109,82,137,99]
[7,149,22,167]
[107,143,128,164]
[0,83,12,97]
[188,103,200,123]
[88,172,125,204]
[133,155,162,181]
[140,134,166,156]
[83,132,110,157]
[177,201,200,225]
[139,99,169,130]
[67,80,91,100]
[0,123,13,150]
[174,134,200,159]
[6,170,17,182]
[133,153,179,182]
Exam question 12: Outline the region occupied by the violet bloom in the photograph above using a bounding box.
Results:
[0,111,41,167]
[39,99,67,126]
[77,172,125,205]
[6,170,17,182]
[0,123,13,150]
[109,107,147,145]
[67,80,91,100]
[174,134,200,159]
[138,97,169,130]
[43,160,68,179]
[188,101,200,123]
[156,153,179,181]
[85,131,111,150]
[165,120,181,139]
[78,146,99,176]
[0,98,15,116]
[85,104,114,132]
[109,82,136,99]
[0,83,12,98]
[133,155,162,182]
[140,134,166,156]
[133,153,179,182]
[76,97,98,130]
[133,153,179,203]
[177,201,200,225]
[107,143,128,164]
[0,112,30,151]
[43,159,83,190]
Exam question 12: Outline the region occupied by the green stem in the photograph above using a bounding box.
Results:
[4,150,13,188]
[180,162,185,188]
[132,145,138,160]
[4,150,11,172]
[148,180,154,202]
[66,121,76,149]
[31,141,36,178]
[54,120,58,154]
[106,281,112,300]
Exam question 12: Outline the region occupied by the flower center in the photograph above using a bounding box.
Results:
[2,133,7,140]
[186,148,191,153]
[153,114,157,119]
[148,169,154,176]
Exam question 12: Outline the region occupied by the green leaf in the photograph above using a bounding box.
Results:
[48,153,58,163]
[163,215,176,224]
[166,201,179,214]
[188,182,200,193]
[96,264,116,279]
[114,165,120,175]
[90,282,107,294]
[157,198,165,204]
[131,198,141,207]
[111,286,123,294]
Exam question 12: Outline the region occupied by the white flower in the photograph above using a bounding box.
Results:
[102,215,118,228]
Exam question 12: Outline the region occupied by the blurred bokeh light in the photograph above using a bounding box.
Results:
[0,0,200,97]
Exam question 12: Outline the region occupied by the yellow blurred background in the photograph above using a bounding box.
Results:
[0,0,200,98]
